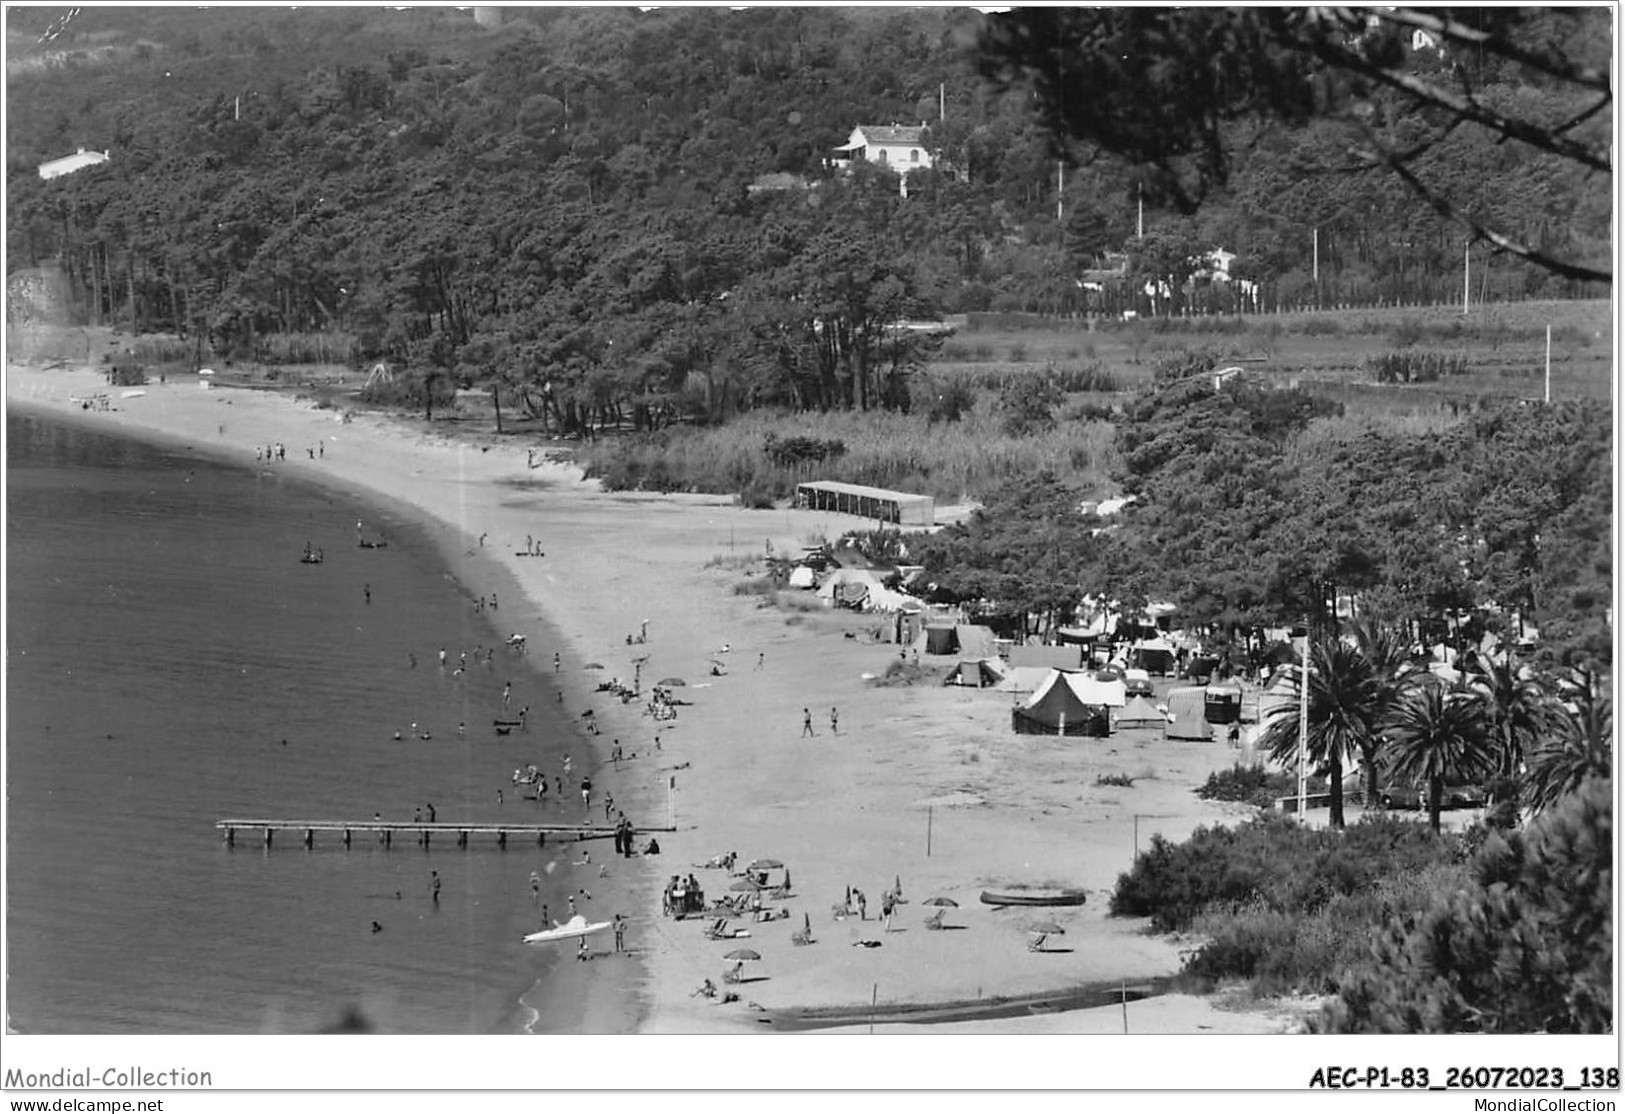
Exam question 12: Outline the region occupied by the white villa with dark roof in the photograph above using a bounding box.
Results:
[832,124,933,194]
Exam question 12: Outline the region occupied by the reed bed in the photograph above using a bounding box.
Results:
[579,407,1119,505]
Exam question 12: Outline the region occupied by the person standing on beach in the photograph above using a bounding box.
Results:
[581,778,592,808]
[431,871,441,905]
[830,706,839,735]
[554,652,561,672]
[426,802,436,823]
[613,915,626,953]
[364,583,371,605]
[530,871,541,904]
[757,652,765,671]
[438,647,447,667]
[802,708,814,737]
[503,682,512,709]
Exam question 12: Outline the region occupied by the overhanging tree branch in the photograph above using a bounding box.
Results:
[1359,7,1611,93]
[1311,38,1611,173]
[1352,140,1610,284]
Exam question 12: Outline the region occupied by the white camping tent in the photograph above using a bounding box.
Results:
[1117,694,1166,726]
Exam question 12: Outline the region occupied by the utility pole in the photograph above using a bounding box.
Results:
[1297,626,1310,822]
[1463,240,1470,315]
[1136,182,1143,240]
[1545,324,1552,403]
[1057,162,1064,223]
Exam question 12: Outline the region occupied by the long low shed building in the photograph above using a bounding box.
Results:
[795,481,934,526]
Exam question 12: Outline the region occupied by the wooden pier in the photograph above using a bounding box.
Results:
[215,819,674,850]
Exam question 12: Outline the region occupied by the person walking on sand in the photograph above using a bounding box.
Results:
[856,890,867,920]
[426,802,436,823]
[802,708,814,737]
[613,915,626,953]
[757,652,765,671]
[581,778,592,808]
[430,871,441,905]
[577,936,589,962]
[830,706,839,735]
[530,871,541,904]
[554,651,561,672]
[364,583,371,605]
[438,647,447,667]
[503,681,512,709]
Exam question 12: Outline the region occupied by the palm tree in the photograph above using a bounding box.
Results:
[1470,645,1549,783]
[1523,666,1613,815]
[1383,678,1497,834]
[1261,633,1384,828]
[1346,617,1413,806]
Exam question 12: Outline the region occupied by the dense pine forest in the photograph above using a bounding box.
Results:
[6,7,1610,418]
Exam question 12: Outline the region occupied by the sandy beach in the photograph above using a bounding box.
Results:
[6,354,1306,1037]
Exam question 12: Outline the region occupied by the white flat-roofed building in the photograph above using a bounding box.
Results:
[39,147,110,180]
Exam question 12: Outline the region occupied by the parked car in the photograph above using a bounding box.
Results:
[1381,785,1423,810]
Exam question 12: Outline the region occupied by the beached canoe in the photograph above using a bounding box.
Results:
[979,889,1087,908]
[522,915,611,945]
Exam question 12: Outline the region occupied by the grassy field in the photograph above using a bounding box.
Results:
[932,300,1613,413]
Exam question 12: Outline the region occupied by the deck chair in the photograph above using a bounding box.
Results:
[1027,932,1049,953]
[923,909,947,931]
[722,963,744,985]
[703,918,729,940]
[791,928,815,946]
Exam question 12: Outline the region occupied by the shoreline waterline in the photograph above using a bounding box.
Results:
[10,363,1305,1043]
[6,392,652,1035]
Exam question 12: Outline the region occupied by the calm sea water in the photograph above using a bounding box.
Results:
[6,413,593,1034]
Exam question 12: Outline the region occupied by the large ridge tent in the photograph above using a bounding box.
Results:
[913,624,998,659]
[1012,670,1126,737]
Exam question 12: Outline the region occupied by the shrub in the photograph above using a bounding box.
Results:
[1096,772,1136,787]
[1197,763,1294,808]
[1110,812,1463,932]
[1151,346,1221,384]
[1008,342,1028,363]
[1317,778,1612,1033]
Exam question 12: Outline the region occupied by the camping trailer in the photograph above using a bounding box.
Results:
[1163,687,1212,741]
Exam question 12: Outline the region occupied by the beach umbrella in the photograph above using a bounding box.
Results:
[583,662,605,670]
[749,858,783,871]
[723,948,761,961]
[658,677,687,687]
[729,878,766,891]
[923,897,959,908]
